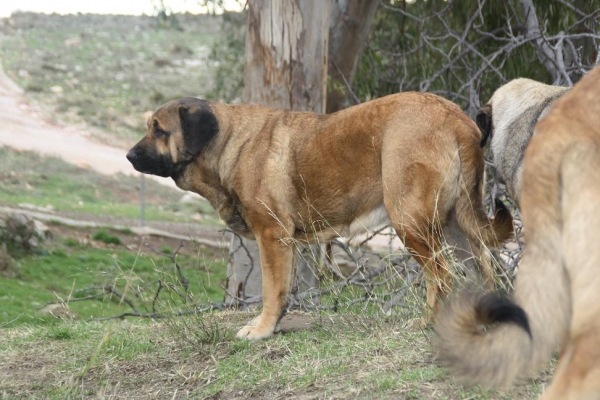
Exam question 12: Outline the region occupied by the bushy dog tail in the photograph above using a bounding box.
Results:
[435,137,578,389]
[434,290,533,387]
[435,240,569,387]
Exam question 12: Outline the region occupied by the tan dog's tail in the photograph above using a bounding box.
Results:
[453,133,513,248]
[434,142,585,389]
[434,240,568,387]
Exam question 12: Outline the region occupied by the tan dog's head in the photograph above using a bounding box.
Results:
[127,97,219,178]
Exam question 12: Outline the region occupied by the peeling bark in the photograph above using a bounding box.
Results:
[243,0,329,111]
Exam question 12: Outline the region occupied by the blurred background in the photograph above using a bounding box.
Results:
[0,1,598,398]
[1,0,598,341]
[1,0,599,350]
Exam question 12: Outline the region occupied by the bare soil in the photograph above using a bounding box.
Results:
[0,61,149,179]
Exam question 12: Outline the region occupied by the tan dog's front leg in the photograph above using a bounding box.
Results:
[236,227,294,340]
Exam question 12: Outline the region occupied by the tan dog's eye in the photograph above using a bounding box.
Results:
[153,120,169,138]
[154,128,169,138]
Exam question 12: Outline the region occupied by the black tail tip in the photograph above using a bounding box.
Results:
[476,292,531,338]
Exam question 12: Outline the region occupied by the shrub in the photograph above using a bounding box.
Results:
[92,230,122,245]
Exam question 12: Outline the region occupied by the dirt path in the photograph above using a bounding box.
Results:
[0,62,176,189]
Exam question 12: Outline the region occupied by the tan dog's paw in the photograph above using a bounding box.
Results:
[236,316,281,340]
[236,323,274,340]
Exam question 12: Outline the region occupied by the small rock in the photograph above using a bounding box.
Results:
[33,220,52,240]
[64,37,82,47]
[191,213,204,221]
[39,304,79,320]
[503,241,520,251]
[0,212,51,254]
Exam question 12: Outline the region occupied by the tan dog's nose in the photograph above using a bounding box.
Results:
[126,148,138,163]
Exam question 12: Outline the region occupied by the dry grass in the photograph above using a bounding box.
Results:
[0,311,553,399]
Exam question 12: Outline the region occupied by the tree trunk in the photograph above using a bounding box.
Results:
[224,0,329,308]
[327,0,379,113]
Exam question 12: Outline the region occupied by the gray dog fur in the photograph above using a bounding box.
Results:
[477,78,570,205]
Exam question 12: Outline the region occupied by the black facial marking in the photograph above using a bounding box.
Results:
[126,97,219,180]
[178,97,219,158]
[126,142,172,178]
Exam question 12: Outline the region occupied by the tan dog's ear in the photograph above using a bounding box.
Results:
[178,98,220,156]
[476,104,493,147]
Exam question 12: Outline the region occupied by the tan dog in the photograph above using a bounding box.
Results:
[477,78,569,205]
[435,66,600,399]
[127,93,513,340]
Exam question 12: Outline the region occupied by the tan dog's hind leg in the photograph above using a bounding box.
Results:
[404,227,451,318]
[542,144,600,399]
[540,333,600,400]
[384,163,451,319]
[236,226,294,340]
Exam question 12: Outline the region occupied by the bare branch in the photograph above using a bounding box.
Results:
[519,0,572,85]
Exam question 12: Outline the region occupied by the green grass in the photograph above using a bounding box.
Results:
[0,235,228,328]
[0,185,546,398]
[91,229,122,245]
[0,223,549,399]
